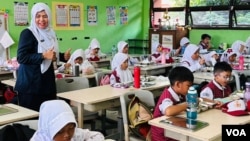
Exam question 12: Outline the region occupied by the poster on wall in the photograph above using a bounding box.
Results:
[69,5,81,26]
[87,6,97,25]
[106,6,116,25]
[151,34,159,53]
[162,35,173,50]
[120,6,128,25]
[55,4,68,27]
[14,1,29,26]
[0,14,10,64]
[52,2,83,30]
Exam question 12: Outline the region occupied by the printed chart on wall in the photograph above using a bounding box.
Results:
[120,6,128,25]
[52,2,83,30]
[107,6,116,25]
[151,34,159,53]
[87,6,97,25]
[14,1,29,26]
[162,35,173,50]
[0,13,11,65]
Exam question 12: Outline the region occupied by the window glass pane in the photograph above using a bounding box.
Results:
[190,0,229,6]
[235,0,250,5]
[153,0,186,8]
[235,10,250,26]
[153,11,185,26]
[191,11,229,26]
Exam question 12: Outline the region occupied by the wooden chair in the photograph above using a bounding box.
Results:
[56,77,99,130]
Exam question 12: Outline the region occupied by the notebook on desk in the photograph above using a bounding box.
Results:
[160,116,209,131]
[0,105,18,116]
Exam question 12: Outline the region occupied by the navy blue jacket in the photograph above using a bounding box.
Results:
[14,29,56,111]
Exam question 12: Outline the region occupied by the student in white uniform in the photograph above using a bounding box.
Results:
[181,44,205,72]
[231,40,247,56]
[110,52,133,85]
[30,100,105,141]
[114,41,138,68]
[202,51,219,67]
[220,48,237,68]
[85,38,106,61]
[58,49,95,75]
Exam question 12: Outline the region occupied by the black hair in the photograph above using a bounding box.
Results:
[201,34,211,40]
[168,66,194,86]
[213,61,232,74]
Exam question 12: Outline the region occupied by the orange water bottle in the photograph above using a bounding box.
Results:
[134,66,140,88]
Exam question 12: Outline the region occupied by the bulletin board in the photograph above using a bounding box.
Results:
[52,2,83,30]
[0,13,9,62]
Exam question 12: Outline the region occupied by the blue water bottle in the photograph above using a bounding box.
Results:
[186,86,198,129]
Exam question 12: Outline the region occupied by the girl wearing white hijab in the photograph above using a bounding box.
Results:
[85,38,106,61]
[245,37,250,54]
[14,3,58,111]
[58,49,95,75]
[201,51,219,66]
[115,41,139,67]
[231,40,247,56]
[30,100,104,141]
[110,52,133,85]
[220,48,237,67]
[175,37,190,56]
[181,44,205,72]
[151,43,173,63]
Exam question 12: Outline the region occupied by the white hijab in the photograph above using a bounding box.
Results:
[181,44,199,65]
[202,51,217,66]
[220,48,237,63]
[112,53,133,83]
[117,41,128,53]
[85,38,102,57]
[231,40,246,56]
[67,49,85,65]
[28,3,59,73]
[245,37,250,54]
[30,100,77,141]
[180,37,190,46]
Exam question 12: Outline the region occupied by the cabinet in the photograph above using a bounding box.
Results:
[148,29,188,54]
[127,39,149,54]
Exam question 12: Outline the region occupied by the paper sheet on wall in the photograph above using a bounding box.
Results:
[151,34,159,53]
[0,31,14,49]
[162,35,173,50]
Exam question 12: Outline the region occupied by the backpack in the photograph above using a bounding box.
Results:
[0,123,36,141]
[3,87,16,103]
[127,96,154,140]
[99,74,111,86]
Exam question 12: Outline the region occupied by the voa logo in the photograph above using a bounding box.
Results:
[226,129,246,136]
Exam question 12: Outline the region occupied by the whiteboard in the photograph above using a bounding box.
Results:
[0,13,9,66]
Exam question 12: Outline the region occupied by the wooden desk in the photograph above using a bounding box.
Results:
[129,63,173,76]
[57,79,170,128]
[0,103,39,125]
[0,71,13,81]
[1,79,15,87]
[149,109,250,141]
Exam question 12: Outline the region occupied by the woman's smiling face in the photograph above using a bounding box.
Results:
[35,10,48,29]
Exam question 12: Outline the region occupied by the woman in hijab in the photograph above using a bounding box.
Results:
[114,41,139,67]
[85,38,106,61]
[30,100,104,141]
[231,40,247,56]
[181,44,205,72]
[14,3,58,111]
[110,52,133,85]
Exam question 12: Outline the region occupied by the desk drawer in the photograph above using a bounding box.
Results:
[84,98,120,111]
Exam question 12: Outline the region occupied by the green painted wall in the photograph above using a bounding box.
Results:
[1,0,150,58]
[189,30,250,49]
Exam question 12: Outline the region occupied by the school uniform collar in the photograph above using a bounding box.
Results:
[212,80,226,90]
[168,87,181,102]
